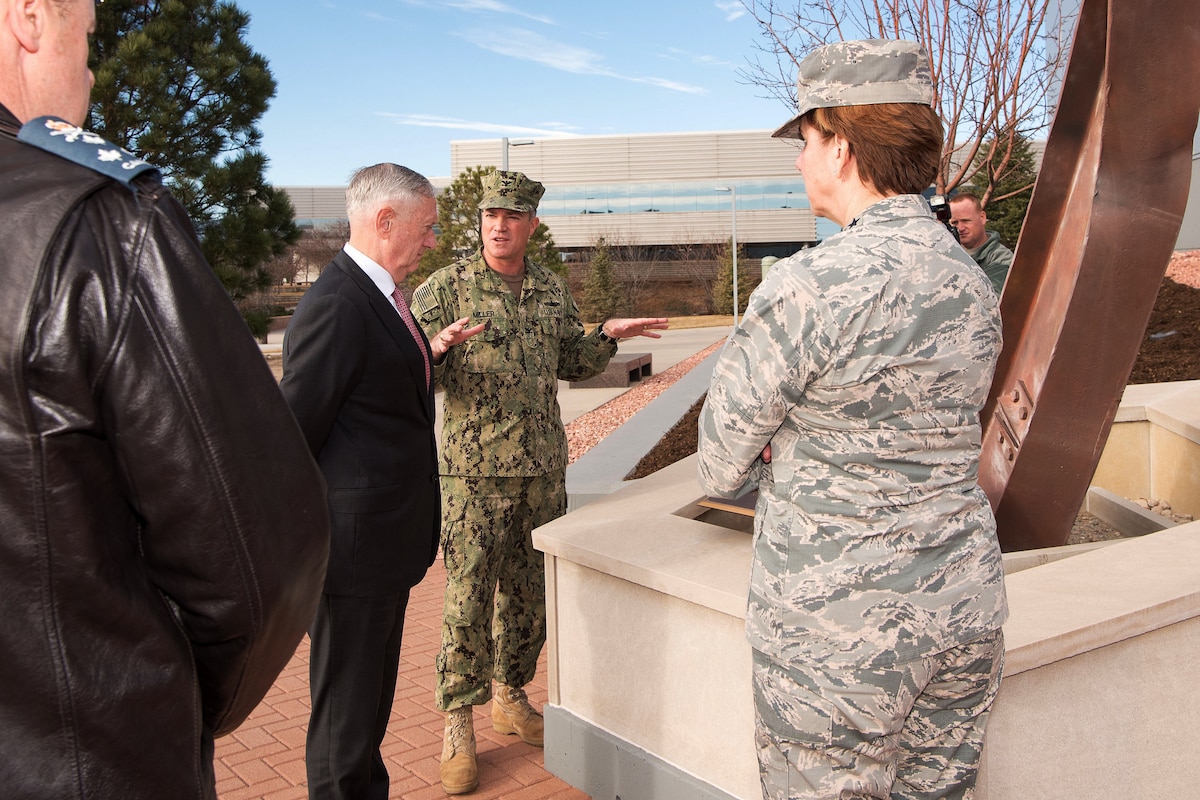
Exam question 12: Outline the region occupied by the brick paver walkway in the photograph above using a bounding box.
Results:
[214,557,588,799]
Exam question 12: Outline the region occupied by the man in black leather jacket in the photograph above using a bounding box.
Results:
[0,2,330,798]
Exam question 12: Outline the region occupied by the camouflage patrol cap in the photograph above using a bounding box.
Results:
[772,39,934,139]
[478,170,545,213]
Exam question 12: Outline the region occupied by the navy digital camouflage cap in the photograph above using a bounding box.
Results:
[478,170,545,213]
[772,39,934,139]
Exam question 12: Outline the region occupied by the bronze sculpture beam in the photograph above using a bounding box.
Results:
[979,0,1200,549]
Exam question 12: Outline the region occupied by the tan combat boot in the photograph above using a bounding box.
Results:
[440,706,478,795]
[491,684,544,747]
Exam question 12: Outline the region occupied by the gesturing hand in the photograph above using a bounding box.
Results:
[430,317,488,361]
[601,317,670,340]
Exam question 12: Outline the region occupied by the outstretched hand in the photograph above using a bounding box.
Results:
[430,317,488,361]
[602,317,670,340]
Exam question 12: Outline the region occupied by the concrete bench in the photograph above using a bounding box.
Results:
[570,353,652,389]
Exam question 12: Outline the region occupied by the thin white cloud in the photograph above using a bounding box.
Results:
[439,0,555,25]
[664,46,739,69]
[457,27,602,73]
[456,26,707,95]
[716,1,746,22]
[380,113,582,137]
[635,76,710,93]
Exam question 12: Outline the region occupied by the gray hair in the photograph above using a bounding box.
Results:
[345,163,434,219]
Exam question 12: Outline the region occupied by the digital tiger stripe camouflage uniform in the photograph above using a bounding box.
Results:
[698,195,1008,799]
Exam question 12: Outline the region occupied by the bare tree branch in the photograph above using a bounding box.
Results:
[739,0,1071,200]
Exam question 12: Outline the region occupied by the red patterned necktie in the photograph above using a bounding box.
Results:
[391,287,431,390]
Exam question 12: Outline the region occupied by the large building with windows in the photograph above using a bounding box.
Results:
[449,130,833,259]
[284,129,833,264]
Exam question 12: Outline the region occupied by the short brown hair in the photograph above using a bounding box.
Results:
[802,103,943,196]
[950,191,984,211]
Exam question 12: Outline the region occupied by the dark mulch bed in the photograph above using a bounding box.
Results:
[1127,278,1200,384]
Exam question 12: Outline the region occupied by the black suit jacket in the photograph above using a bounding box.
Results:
[281,250,438,596]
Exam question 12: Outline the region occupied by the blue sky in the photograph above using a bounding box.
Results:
[234,0,791,186]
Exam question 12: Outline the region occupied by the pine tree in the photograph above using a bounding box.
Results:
[414,166,562,285]
[580,238,627,323]
[88,0,299,336]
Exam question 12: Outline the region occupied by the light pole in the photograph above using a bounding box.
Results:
[714,186,738,321]
[501,137,534,171]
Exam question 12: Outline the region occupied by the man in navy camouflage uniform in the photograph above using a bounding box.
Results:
[698,40,1007,800]
[413,170,667,794]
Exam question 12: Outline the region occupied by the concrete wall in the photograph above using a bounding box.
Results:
[1091,381,1200,519]
[979,524,1200,798]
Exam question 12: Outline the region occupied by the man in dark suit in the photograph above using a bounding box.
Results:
[280,163,483,800]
